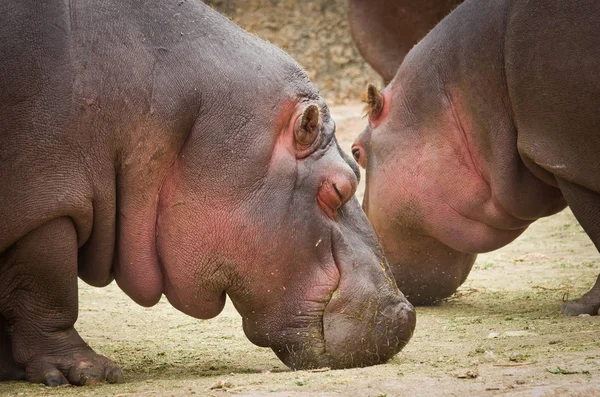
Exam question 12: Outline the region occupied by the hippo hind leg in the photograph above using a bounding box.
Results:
[0,217,123,385]
[557,178,600,316]
[0,316,25,381]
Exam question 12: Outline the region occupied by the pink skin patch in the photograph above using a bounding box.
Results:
[362,84,533,254]
[317,177,357,221]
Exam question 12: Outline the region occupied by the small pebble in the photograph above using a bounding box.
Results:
[456,369,478,379]
[210,380,233,390]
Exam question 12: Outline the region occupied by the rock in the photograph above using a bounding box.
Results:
[456,369,479,379]
[210,380,233,390]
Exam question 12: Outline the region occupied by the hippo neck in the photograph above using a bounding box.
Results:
[70,0,273,306]
[103,2,302,313]
[433,0,566,221]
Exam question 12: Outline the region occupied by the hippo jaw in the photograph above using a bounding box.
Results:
[235,199,416,370]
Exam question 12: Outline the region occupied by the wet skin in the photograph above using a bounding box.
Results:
[0,0,415,386]
[352,0,600,312]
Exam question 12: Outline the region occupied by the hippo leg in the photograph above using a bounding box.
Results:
[0,316,25,381]
[557,179,600,316]
[562,274,600,316]
[0,217,123,385]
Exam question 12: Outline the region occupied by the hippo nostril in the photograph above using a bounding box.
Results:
[318,165,358,220]
[317,181,348,220]
[335,176,357,206]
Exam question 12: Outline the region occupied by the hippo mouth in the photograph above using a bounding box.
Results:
[269,224,416,370]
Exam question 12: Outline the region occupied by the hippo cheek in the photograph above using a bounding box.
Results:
[362,180,477,305]
[271,199,416,370]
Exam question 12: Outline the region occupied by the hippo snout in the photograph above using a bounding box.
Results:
[271,199,416,369]
[274,287,415,370]
[321,287,416,369]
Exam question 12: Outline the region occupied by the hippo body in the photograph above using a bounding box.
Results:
[0,0,415,385]
[352,0,600,311]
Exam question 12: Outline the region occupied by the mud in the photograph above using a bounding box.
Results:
[1,104,599,396]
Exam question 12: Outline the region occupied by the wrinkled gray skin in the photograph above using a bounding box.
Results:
[348,0,462,83]
[352,0,600,311]
[0,0,415,386]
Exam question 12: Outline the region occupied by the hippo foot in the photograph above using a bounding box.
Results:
[24,350,123,386]
[0,359,25,381]
[0,319,25,381]
[561,297,600,316]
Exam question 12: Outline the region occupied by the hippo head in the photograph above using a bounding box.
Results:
[350,35,534,304]
[350,82,477,305]
[156,33,414,369]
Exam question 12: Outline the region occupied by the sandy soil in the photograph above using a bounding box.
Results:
[1,104,599,397]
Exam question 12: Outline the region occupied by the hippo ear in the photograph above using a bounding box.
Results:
[296,104,321,147]
[362,83,384,119]
[301,104,321,135]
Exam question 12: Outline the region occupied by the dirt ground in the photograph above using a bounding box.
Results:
[1,104,599,397]
[205,0,382,104]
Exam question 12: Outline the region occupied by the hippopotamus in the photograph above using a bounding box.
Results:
[0,0,415,386]
[351,0,600,312]
[348,0,463,83]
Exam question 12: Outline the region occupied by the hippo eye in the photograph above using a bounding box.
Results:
[294,104,321,151]
[362,83,384,125]
[351,140,367,169]
[351,147,361,162]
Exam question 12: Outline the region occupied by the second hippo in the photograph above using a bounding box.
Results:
[351,0,600,313]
